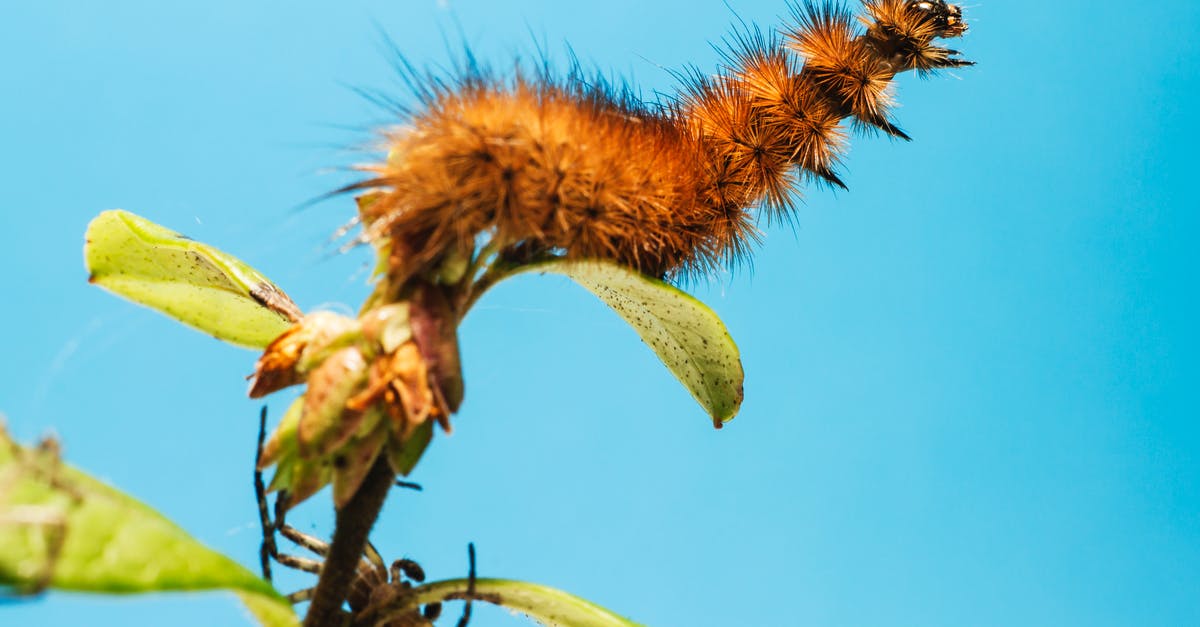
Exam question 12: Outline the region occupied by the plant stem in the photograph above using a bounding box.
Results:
[457,261,520,321]
[302,455,394,627]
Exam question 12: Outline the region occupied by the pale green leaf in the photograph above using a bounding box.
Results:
[0,425,298,626]
[408,578,644,627]
[513,260,744,426]
[84,209,301,349]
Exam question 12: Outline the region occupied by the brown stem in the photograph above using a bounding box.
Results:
[302,455,394,627]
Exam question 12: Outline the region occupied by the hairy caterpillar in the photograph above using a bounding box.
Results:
[349,0,972,284]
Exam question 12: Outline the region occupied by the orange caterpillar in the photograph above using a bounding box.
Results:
[352,0,972,283]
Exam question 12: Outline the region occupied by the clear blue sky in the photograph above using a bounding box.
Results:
[3,1,1198,625]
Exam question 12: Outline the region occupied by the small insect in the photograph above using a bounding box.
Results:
[254,408,451,626]
[0,424,83,597]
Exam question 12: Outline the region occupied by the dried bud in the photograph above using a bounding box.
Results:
[409,282,464,413]
[249,312,361,398]
[256,298,461,509]
[297,346,370,459]
[360,303,412,354]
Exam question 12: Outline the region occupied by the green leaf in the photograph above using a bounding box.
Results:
[513,260,744,427]
[409,578,645,627]
[84,209,301,349]
[0,425,298,627]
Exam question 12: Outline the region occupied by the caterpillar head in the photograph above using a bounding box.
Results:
[906,1,968,38]
[861,0,974,72]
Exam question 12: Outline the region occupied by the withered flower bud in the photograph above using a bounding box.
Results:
[255,300,459,509]
[249,311,361,398]
[297,346,370,459]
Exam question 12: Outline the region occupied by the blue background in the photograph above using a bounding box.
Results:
[3,1,1198,625]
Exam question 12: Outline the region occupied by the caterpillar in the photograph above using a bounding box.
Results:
[351,0,973,284]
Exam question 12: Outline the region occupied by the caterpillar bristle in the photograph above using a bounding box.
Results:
[353,0,973,285]
[785,1,859,63]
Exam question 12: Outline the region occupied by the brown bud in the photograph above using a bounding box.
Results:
[249,312,360,398]
[297,347,369,458]
[409,282,465,412]
[360,303,412,354]
[384,342,440,438]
